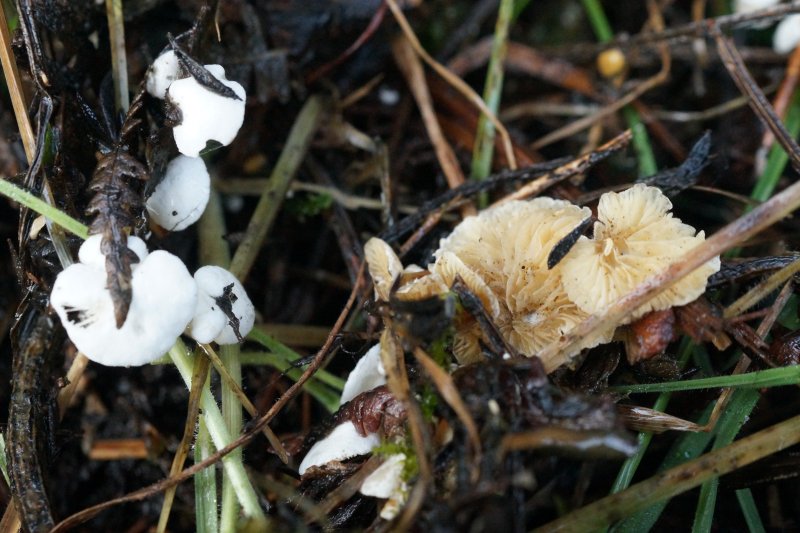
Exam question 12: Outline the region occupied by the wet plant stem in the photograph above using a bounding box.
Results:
[168,340,265,523]
[105,0,128,112]
[194,420,218,533]
[470,0,514,205]
[198,190,243,531]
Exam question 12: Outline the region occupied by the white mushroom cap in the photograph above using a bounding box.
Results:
[51,248,197,366]
[189,266,255,345]
[365,237,403,302]
[360,453,406,498]
[167,64,246,157]
[145,50,180,99]
[340,343,386,404]
[78,234,148,268]
[146,155,210,231]
[734,0,780,14]
[560,184,720,323]
[298,421,381,476]
[774,14,800,54]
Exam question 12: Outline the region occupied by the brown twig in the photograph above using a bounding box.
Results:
[385,0,517,169]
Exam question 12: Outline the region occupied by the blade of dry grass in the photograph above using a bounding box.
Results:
[385,0,517,170]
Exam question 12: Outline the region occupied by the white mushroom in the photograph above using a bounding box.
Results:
[51,241,197,367]
[735,0,780,13]
[78,234,149,268]
[145,50,180,99]
[167,64,246,157]
[146,155,210,231]
[774,14,800,54]
[560,184,720,323]
[340,343,386,404]
[360,453,408,520]
[189,266,255,345]
[298,421,381,476]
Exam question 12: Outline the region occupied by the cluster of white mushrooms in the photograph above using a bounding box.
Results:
[50,50,252,367]
[145,50,246,231]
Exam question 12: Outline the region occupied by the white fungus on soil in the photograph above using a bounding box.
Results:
[340,343,386,405]
[78,234,149,268]
[145,50,180,99]
[298,421,381,476]
[167,64,246,157]
[146,155,210,231]
[51,240,197,367]
[189,265,255,345]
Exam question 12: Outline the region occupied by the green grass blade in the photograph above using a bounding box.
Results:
[470,0,514,194]
[0,432,8,486]
[612,402,716,533]
[0,177,89,239]
[750,92,800,203]
[194,419,219,533]
[736,489,766,533]
[581,0,656,178]
[247,328,345,391]
[611,365,800,394]
[693,388,761,532]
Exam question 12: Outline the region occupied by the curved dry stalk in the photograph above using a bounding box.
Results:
[413,347,482,477]
[385,0,517,170]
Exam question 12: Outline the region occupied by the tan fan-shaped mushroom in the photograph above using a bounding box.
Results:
[560,184,720,323]
[432,198,611,363]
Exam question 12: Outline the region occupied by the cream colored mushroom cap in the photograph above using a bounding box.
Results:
[561,184,720,323]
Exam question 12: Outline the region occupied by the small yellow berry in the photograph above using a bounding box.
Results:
[597,48,627,79]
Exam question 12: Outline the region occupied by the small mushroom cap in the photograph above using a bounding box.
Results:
[561,184,720,323]
[340,343,386,404]
[298,421,381,476]
[146,155,210,231]
[360,453,406,499]
[734,0,780,14]
[78,234,148,268]
[167,64,246,157]
[365,237,403,301]
[774,14,800,54]
[51,250,197,366]
[145,50,179,99]
[189,266,255,345]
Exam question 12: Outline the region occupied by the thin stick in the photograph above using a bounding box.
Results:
[392,36,467,190]
[199,343,289,464]
[156,351,210,533]
[385,0,517,170]
[229,95,325,280]
[0,5,35,161]
[105,0,129,112]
